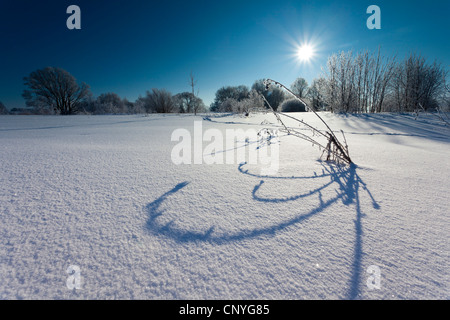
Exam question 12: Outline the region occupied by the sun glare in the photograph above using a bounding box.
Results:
[297,44,315,62]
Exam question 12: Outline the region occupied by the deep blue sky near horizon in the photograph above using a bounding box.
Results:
[0,0,449,110]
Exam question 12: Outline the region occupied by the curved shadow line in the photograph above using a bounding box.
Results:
[146,183,342,245]
[145,164,359,244]
[239,162,381,299]
[252,179,335,203]
[238,162,332,180]
[144,163,380,299]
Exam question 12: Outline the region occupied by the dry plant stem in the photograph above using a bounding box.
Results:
[263,79,353,164]
[266,79,340,141]
[261,94,326,138]
[261,95,352,164]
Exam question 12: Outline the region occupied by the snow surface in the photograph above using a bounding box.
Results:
[0,112,448,300]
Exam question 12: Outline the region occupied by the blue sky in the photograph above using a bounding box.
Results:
[0,0,449,109]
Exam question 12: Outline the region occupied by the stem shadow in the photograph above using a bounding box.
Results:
[144,162,379,299]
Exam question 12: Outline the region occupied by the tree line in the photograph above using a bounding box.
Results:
[4,67,207,115]
[1,48,448,115]
[209,49,448,114]
[209,78,308,114]
[315,49,449,113]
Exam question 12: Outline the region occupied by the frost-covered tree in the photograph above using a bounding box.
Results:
[22,67,90,115]
[307,78,327,111]
[389,53,447,112]
[173,92,206,114]
[291,77,309,98]
[91,92,127,114]
[266,86,285,111]
[213,89,265,115]
[252,79,286,111]
[321,48,396,113]
[137,89,175,113]
[210,85,250,112]
[244,89,265,112]
[219,98,237,112]
[123,98,138,114]
[133,96,147,114]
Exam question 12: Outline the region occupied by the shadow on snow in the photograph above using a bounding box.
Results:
[145,162,380,299]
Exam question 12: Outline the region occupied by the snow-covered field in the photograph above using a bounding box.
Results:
[0,112,448,300]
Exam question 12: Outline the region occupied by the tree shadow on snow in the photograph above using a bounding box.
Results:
[145,162,379,299]
[337,113,450,143]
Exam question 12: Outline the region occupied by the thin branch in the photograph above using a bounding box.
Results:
[260,88,352,165]
[264,79,352,164]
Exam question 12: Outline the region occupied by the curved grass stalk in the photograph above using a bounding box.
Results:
[262,79,353,164]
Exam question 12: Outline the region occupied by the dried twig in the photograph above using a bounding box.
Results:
[262,79,353,165]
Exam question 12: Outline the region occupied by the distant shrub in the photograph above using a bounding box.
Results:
[280,98,306,112]
[137,88,175,113]
[91,92,127,114]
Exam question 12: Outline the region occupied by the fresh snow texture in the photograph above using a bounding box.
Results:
[0,112,449,299]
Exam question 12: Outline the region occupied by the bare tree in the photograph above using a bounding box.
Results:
[321,48,396,113]
[389,53,447,112]
[22,67,90,115]
[245,89,265,113]
[173,92,206,114]
[218,98,237,113]
[307,78,327,111]
[188,71,201,115]
[252,79,286,111]
[91,92,127,114]
[291,77,309,98]
[366,48,397,113]
[210,85,250,112]
[234,90,265,115]
[141,88,175,113]
[189,71,197,96]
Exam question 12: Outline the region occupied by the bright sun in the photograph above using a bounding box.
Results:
[297,44,314,62]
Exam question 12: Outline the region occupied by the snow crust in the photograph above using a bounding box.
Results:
[0,112,448,299]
